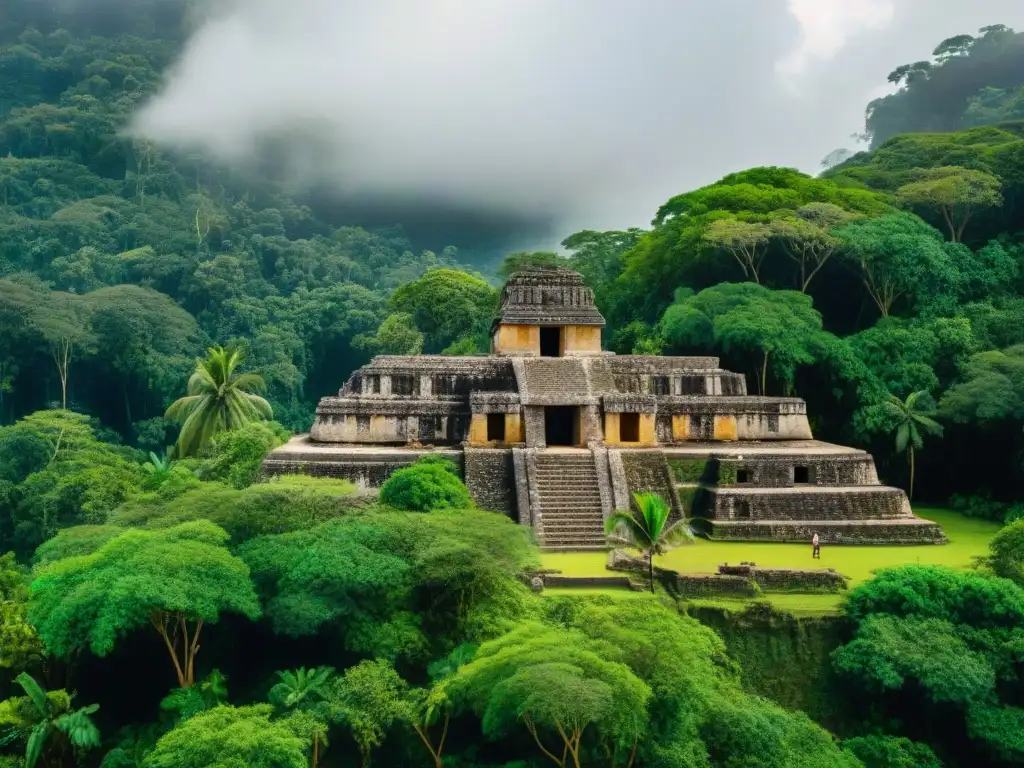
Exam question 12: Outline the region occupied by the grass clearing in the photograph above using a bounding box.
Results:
[539,507,1001,616]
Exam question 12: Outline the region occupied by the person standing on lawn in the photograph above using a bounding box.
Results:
[812,532,821,559]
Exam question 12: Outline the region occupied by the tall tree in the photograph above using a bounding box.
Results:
[702,218,771,284]
[269,666,335,768]
[146,705,308,768]
[897,166,1003,242]
[882,391,944,500]
[604,493,693,593]
[835,213,957,318]
[333,659,409,768]
[29,521,261,689]
[165,346,272,457]
[769,203,854,292]
[445,624,650,768]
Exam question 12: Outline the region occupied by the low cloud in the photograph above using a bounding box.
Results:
[132,0,1024,235]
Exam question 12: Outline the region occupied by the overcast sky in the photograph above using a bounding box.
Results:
[133,0,1024,237]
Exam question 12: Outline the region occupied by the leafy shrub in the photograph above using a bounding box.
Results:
[843,734,942,768]
[380,461,471,512]
[985,519,1024,585]
[948,492,1024,524]
[414,454,461,475]
[843,564,1024,629]
[966,704,1024,763]
[109,476,359,545]
[197,421,290,489]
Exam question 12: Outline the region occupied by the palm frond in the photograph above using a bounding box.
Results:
[15,673,50,718]
[895,422,911,454]
[25,723,49,768]
[660,518,696,547]
[604,512,652,548]
[912,413,943,436]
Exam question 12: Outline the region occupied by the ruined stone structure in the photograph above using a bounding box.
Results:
[264,267,946,549]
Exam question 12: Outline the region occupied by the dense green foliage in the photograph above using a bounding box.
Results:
[3,4,1024,766]
[862,25,1024,147]
[834,564,1024,764]
[379,458,472,513]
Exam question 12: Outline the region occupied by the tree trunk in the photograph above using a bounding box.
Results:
[648,553,655,594]
[761,351,770,396]
[312,734,318,768]
[908,445,915,501]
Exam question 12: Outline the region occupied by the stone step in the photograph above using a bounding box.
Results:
[542,534,606,543]
[705,517,947,545]
[533,451,604,550]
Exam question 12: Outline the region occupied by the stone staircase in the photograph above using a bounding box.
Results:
[534,452,607,550]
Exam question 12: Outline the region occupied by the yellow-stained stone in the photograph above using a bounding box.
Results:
[604,413,621,445]
[506,413,525,443]
[604,413,658,446]
[714,414,738,441]
[468,414,490,446]
[493,324,540,355]
[563,325,602,355]
[638,414,657,445]
[672,414,691,441]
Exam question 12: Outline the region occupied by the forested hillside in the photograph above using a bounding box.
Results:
[3,6,1024,766]
[1,4,1023,506]
[0,0,473,436]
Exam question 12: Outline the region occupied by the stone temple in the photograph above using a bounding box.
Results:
[264,267,946,550]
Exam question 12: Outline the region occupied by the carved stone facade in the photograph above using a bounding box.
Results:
[265,267,946,548]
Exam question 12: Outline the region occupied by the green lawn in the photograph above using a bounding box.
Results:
[540,508,1002,616]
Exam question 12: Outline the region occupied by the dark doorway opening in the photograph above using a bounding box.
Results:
[540,327,562,357]
[736,469,750,484]
[545,407,576,446]
[735,501,751,519]
[487,413,506,442]
[794,466,810,484]
[619,413,640,443]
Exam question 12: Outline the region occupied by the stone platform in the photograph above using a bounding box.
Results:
[261,266,946,549]
[262,437,463,489]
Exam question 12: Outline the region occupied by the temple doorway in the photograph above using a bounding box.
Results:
[540,327,562,357]
[545,406,577,446]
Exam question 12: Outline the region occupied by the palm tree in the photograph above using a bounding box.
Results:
[4,672,100,768]
[883,391,944,500]
[604,492,694,593]
[269,667,335,768]
[165,346,272,457]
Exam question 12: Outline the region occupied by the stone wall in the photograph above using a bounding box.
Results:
[464,448,516,517]
[618,450,680,513]
[656,397,812,442]
[311,398,470,444]
[707,519,948,545]
[608,550,848,596]
[262,450,464,489]
[719,564,848,592]
[707,488,908,521]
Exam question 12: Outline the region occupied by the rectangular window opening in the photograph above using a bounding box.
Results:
[735,500,751,519]
[620,413,641,443]
[736,468,750,484]
[487,413,506,442]
[540,327,562,357]
[392,375,414,396]
[794,466,810,484]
